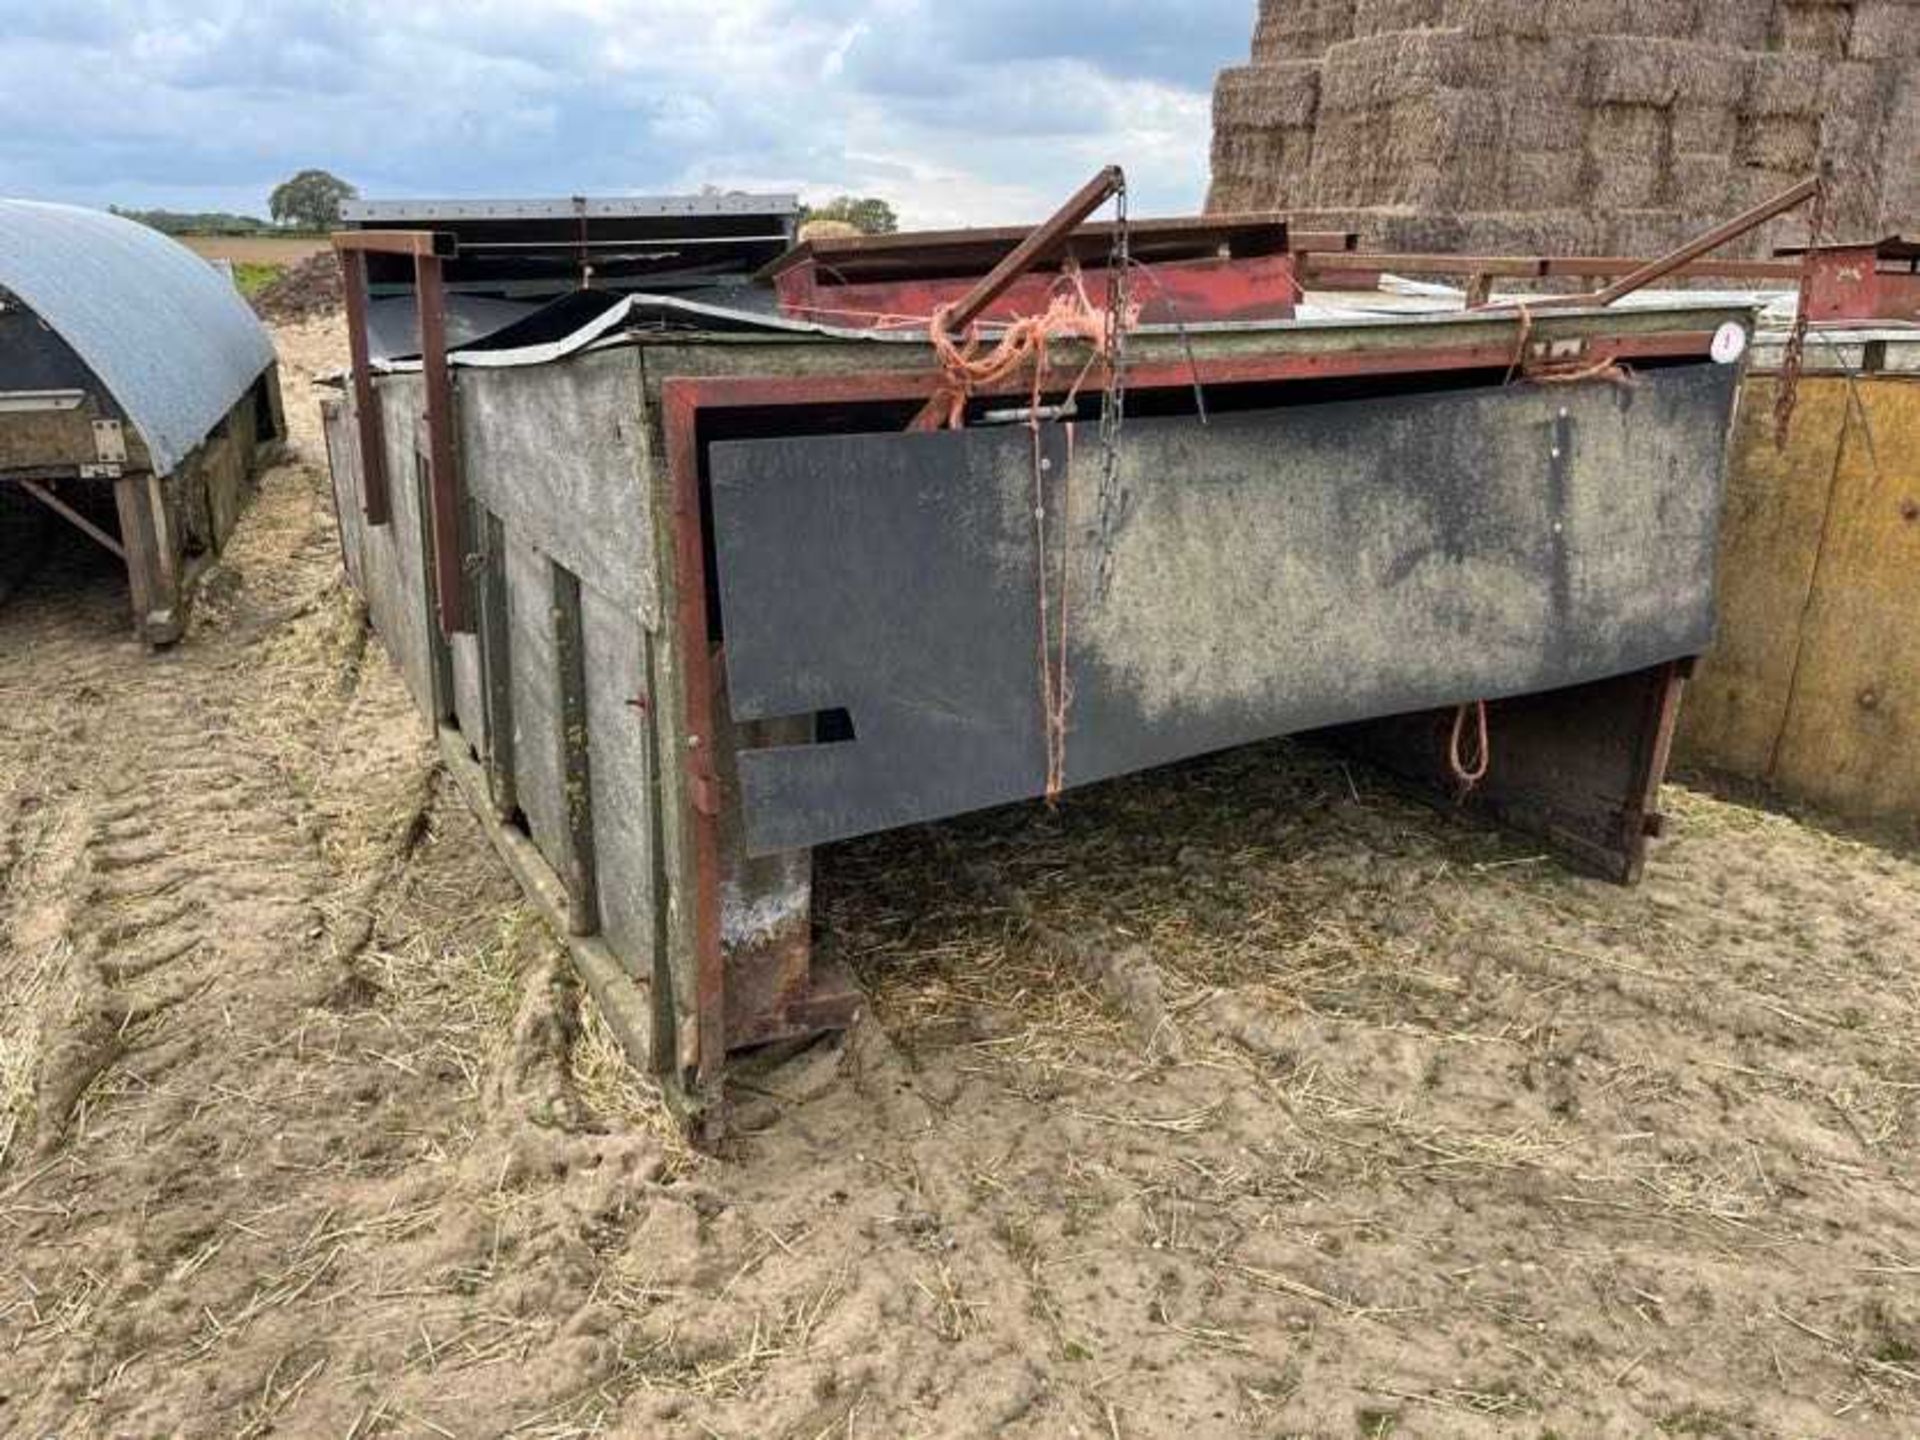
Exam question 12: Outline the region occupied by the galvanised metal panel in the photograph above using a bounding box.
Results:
[505,535,567,878]
[457,351,659,626]
[0,200,274,476]
[581,584,658,978]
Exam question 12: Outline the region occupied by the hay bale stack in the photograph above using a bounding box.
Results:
[1210,0,1919,263]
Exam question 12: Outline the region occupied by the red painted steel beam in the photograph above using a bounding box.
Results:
[1577,176,1818,308]
[1301,252,1803,284]
[338,248,391,526]
[777,252,1299,329]
[415,253,470,635]
[330,228,459,259]
[661,384,726,1089]
[942,166,1125,334]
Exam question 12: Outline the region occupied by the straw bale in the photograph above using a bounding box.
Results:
[1589,36,1681,103]
[1693,0,1771,48]
[1214,62,1323,129]
[1818,62,1898,213]
[1671,100,1741,151]
[1455,208,1608,253]
[1507,92,1590,151]
[1445,0,1631,38]
[1820,57,1901,128]
[1356,0,1446,35]
[1603,207,1699,254]
[1731,164,1815,205]
[1624,0,1698,37]
[1254,0,1359,61]
[1319,28,1474,110]
[1739,113,1822,170]
[1586,100,1673,154]
[1669,152,1735,212]
[1364,209,1473,250]
[1848,0,1920,59]
[1668,43,1751,105]
[1209,124,1318,212]
[1421,91,1509,202]
[1775,0,1857,58]
[1307,89,1499,207]
[1458,32,1591,93]
[1880,72,1920,221]
[1744,52,1827,115]
[1504,150,1586,207]
[1588,157,1671,208]
[1306,116,1390,205]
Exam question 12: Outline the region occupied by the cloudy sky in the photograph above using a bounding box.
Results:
[0,1,1254,227]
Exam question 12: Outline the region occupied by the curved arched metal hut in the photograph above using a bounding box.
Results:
[0,199,282,643]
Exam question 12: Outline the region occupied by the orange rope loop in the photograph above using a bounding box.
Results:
[1449,700,1491,792]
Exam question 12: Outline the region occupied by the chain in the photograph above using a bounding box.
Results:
[1775,171,1827,451]
[1094,178,1130,602]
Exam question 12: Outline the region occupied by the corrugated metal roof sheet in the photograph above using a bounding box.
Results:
[342,192,799,222]
[0,199,275,476]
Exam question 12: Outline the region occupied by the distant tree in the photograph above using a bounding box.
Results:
[798,195,899,235]
[268,169,359,231]
[112,207,271,236]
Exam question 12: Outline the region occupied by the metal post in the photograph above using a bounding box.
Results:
[415,252,470,635]
[340,248,390,525]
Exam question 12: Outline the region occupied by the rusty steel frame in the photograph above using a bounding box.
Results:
[332,228,471,634]
[1297,176,1820,313]
[660,323,1721,1082]
[1301,251,1802,284]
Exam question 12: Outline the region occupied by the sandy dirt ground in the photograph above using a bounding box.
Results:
[4,317,1920,1440]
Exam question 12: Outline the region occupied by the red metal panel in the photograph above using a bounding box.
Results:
[1805,246,1920,323]
[662,384,728,1088]
[777,252,1300,329]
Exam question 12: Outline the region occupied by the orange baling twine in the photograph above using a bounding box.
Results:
[926,259,1138,803]
[924,263,1129,430]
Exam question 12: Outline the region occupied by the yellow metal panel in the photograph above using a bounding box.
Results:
[1770,376,1920,817]
[1676,376,1844,778]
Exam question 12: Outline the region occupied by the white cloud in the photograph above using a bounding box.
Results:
[0,0,1244,225]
